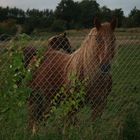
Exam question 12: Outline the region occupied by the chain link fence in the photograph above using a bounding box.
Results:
[0,30,140,140]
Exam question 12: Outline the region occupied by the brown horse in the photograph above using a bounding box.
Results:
[23,32,72,69]
[48,32,73,53]
[28,18,117,134]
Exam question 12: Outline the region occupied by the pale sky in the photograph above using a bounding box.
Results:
[0,0,140,16]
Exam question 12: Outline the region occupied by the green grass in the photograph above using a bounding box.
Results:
[0,34,140,140]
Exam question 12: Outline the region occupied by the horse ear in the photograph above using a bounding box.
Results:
[94,17,101,30]
[110,17,117,31]
[63,32,67,37]
[60,32,66,37]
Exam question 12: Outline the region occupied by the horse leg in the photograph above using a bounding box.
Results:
[91,75,112,121]
[91,98,107,121]
[91,84,112,120]
[27,92,46,135]
[28,96,38,135]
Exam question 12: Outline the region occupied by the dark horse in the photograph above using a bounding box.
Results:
[23,32,72,69]
[48,32,72,53]
[28,18,117,134]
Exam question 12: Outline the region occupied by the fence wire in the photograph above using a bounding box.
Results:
[0,32,140,140]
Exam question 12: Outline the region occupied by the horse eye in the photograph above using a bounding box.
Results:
[95,37,99,41]
[96,36,103,43]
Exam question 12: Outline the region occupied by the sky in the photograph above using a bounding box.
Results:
[0,0,140,16]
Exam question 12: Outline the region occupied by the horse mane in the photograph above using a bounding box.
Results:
[65,28,100,81]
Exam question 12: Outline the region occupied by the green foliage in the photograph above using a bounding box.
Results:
[122,107,140,140]
[100,6,112,21]
[23,22,34,35]
[128,7,140,27]
[16,33,32,42]
[0,34,33,112]
[78,0,100,28]
[51,19,66,32]
[55,0,80,29]
[0,19,17,35]
[0,34,35,139]
[0,0,140,34]
[111,8,124,27]
[50,73,87,119]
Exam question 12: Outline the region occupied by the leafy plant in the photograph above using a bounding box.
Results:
[122,108,140,140]
[49,73,87,129]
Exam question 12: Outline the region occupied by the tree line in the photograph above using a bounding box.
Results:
[0,0,140,34]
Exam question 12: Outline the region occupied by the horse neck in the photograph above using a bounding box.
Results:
[66,29,100,79]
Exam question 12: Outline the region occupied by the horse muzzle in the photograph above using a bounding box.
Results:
[100,63,111,74]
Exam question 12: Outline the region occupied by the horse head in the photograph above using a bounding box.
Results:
[48,32,72,53]
[94,18,117,73]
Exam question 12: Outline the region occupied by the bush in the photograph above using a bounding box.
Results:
[46,73,87,134]
[22,24,34,35]
[0,19,17,35]
[51,19,66,32]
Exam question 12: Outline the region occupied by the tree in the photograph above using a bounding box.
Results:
[0,7,8,21]
[78,0,100,28]
[100,6,112,22]
[41,10,54,28]
[51,19,66,32]
[111,8,124,27]
[128,7,140,27]
[55,0,80,29]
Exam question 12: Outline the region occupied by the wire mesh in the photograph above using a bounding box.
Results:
[0,30,140,139]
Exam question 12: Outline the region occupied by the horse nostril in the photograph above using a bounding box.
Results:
[100,63,111,73]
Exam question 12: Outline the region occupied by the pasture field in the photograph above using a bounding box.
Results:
[0,29,140,140]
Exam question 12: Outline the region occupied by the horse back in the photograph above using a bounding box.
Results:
[29,49,70,97]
